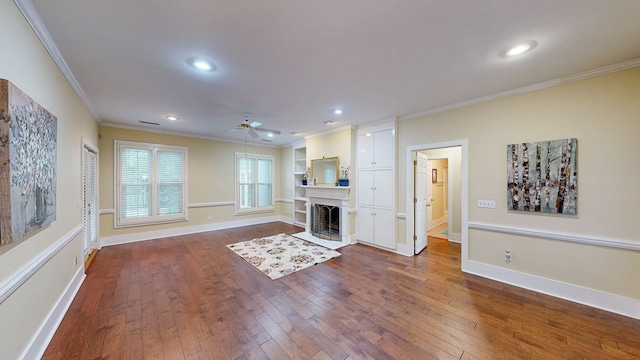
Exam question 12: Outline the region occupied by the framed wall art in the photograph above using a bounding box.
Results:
[507,138,577,215]
[0,79,57,244]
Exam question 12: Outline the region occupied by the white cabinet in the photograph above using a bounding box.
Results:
[355,122,396,249]
[292,142,307,227]
[356,207,394,249]
[357,169,393,207]
[357,129,394,169]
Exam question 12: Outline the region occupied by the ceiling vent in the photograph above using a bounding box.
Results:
[139,120,160,126]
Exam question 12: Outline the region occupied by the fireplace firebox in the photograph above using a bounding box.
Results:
[312,204,341,241]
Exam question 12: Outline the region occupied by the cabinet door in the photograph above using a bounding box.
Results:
[357,170,375,206]
[373,129,394,168]
[356,207,374,244]
[374,208,395,249]
[373,169,393,208]
[357,133,375,169]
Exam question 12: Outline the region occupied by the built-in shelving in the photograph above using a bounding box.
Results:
[292,141,307,227]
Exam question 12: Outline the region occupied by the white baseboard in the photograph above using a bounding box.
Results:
[431,216,446,227]
[280,216,294,225]
[21,267,86,360]
[448,232,461,243]
[464,260,640,320]
[101,215,287,247]
[394,242,414,257]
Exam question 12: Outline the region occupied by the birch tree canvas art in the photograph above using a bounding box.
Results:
[0,79,57,244]
[507,138,577,215]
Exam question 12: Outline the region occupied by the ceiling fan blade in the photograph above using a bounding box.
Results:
[253,127,281,135]
[249,129,260,138]
[249,121,262,128]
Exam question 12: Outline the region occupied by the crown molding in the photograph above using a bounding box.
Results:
[14,0,99,120]
[100,122,281,148]
[399,58,640,121]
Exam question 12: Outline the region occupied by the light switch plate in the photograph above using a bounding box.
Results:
[478,199,496,208]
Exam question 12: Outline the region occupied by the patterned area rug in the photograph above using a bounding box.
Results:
[226,233,342,280]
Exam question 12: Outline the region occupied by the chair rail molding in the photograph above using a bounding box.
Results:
[468,221,640,251]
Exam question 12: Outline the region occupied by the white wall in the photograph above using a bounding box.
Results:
[0,1,99,358]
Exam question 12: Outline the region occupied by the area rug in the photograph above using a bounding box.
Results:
[226,233,341,280]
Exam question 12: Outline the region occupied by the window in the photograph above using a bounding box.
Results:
[115,141,187,227]
[235,152,274,214]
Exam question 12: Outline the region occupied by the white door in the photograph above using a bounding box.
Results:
[374,208,395,249]
[356,207,374,244]
[374,169,394,208]
[82,146,98,260]
[373,129,394,168]
[427,160,433,231]
[415,152,428,254]
[357,134,375,168]
[357,170,375,206]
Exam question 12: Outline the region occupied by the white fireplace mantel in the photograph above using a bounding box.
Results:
[302,185,350,201]
[302,186,352,247]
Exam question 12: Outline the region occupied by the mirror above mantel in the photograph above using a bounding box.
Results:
[310,157,339,186]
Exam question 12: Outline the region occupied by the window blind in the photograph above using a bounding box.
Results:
[115,141,187,227]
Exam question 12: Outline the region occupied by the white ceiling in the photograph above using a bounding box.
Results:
[25,0,640,146]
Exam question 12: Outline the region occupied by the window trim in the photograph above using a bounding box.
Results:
[235,152,275,215]
[114,140,188,228]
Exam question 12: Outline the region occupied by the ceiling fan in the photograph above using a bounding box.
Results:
[234,112,281,139]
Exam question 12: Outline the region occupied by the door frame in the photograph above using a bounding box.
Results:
[82,137,100,260]
[405,139,468,270]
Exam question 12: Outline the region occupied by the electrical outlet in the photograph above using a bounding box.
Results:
[504,250,512,263]
[478,199,496,208]
[73,256,78,266]
[207,215,212,221]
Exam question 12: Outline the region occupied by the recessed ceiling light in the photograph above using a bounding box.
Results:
[187,57,216,71]
[324,120,335,125]
[290,132,299,135]
[166,116,178,121]
[267,133,274,138]
[500,40,537,58]
[333,109,343,115]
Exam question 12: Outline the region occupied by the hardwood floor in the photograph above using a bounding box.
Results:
[43,222,640,359]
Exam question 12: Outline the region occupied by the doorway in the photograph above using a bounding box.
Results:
[405,140,468,267]
[82,140,99,269]
[427,158,449,240]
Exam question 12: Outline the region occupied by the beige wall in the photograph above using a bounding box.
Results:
[99,126,285,238]
[279,145,293,220]
[306,127,355,174]
[398,67,640,299]
[429,159,447,221]
[305,127,357,232]
[0,1,99,358]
